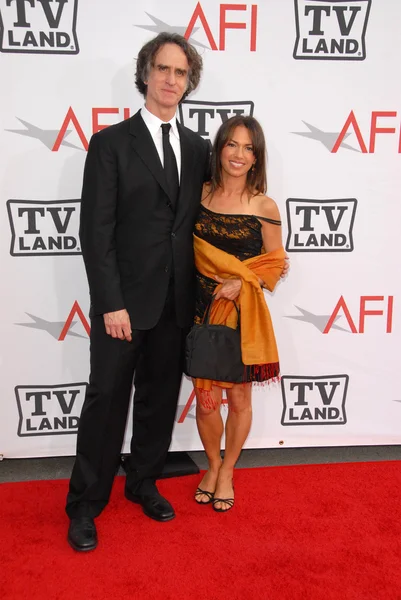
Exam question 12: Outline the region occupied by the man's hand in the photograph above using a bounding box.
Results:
[214,276,242,301]
[281,253,290,278]
[103,309,132,341]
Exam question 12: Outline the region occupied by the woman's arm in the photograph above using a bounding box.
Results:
[257,196,283,252]
[256,196,286,286]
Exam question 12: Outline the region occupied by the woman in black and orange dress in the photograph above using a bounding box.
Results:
[192,116,286,512]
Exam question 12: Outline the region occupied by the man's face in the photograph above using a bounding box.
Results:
[145,43,189,116]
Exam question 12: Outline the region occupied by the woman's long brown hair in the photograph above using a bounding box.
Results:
[207,115,267,200]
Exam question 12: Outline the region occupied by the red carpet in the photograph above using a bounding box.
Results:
[1,462,401,600]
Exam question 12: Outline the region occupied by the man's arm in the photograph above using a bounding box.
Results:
[79,133,124,315]
[79,134,132,341]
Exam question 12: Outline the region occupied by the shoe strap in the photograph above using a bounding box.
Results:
[213,498,234,507]
[195,488,214,500]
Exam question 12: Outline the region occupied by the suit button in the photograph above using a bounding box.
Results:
[164,266,169,273]
[171,232,176,238]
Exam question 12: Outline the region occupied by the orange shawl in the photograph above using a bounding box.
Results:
[194,234,286,391]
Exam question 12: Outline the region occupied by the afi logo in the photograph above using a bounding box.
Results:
[15,382,87,436]
[293,111,401,154]
[16,301,90,340]
[185,2,257,51]
[59,300,90,340]
[286,297,394,334]
[7,199,81,256]
[6,106,132,152]
[281,375,348,425]
[179,100,254,141]
[293,0,371,60]
[137,3,258,52]
[176,389,229,423]
[334,111,401,153]
[325,296,394,334]
[0,0,79,54]
[286,198,357,252]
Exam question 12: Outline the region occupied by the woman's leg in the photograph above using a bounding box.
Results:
[194,384,224,502]
[214,383,252,510]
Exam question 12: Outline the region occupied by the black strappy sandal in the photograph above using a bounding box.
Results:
[212,497,235,512]
[194,488,215,505]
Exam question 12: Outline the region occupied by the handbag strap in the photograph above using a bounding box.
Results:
[203,296,240,329]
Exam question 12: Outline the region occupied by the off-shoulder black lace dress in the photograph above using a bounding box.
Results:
[194,204,281,383]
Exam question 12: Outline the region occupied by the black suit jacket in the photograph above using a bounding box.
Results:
[79,109,210,329]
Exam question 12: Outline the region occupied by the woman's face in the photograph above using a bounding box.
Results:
[220,125,256,179]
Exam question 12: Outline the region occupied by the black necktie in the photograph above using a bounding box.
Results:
[161,123,179,208]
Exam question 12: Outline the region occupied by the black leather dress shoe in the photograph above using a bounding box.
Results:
[67,517,98,552]
[125,488,175,522]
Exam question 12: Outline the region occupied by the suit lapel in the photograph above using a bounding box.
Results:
[174,122,196,227]
[129,111,172,204]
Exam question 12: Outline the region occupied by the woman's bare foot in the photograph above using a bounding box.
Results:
[195,463,222,504]
[213,468,235,511]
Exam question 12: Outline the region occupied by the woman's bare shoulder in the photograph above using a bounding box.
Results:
[253,195,281,221]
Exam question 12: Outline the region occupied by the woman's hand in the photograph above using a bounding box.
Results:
[281,254,290,278]
[213,276,242,300]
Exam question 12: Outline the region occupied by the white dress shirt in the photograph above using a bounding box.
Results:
[140,105,181,182]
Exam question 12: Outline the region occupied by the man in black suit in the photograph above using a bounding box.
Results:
[66,32,210,551]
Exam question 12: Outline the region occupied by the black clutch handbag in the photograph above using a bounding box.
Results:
[185,299,244,383]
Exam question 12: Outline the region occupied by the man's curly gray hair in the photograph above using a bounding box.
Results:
[135,32,203,103]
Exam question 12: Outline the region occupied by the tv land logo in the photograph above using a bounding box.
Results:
[281,375,348,425]
[179,100,254,141]
[15,382,86,436]
[293,111,401,154]
[7,199,81,256]
[286,296,394,334]
[293,0,371,60]
[0,0,79,54]
[286,198,357,252]
[135,2,258,52]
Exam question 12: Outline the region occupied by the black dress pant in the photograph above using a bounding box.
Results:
[66,285,185,519]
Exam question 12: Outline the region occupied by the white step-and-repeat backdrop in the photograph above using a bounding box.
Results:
[1,0,400,458]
